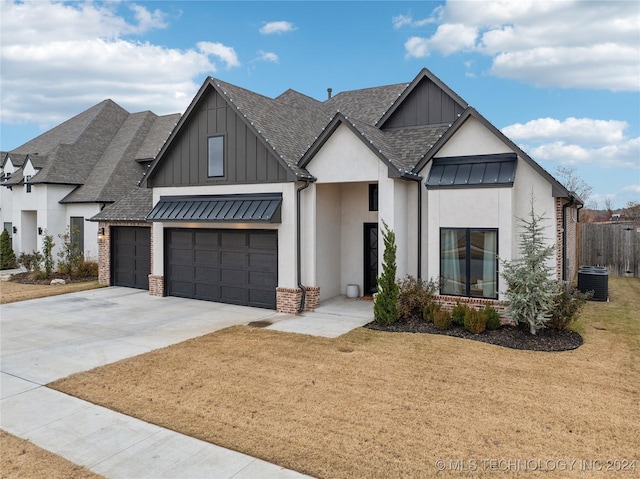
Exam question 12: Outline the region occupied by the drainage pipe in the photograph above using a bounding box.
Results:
[561,195,576,282]
[296,179,311,313]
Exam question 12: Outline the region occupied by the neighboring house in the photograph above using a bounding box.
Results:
[0,100,180,266]
[94,68,581,314]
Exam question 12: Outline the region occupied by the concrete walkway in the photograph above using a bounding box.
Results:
[1,287,372,479]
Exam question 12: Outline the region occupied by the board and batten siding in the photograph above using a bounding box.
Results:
[148,87,291,187]
[381,77,465,129]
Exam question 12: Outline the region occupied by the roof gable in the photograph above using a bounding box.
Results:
[377,67,467,129]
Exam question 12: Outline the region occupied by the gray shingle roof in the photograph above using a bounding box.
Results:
[89,187,153,222]
[2,100,179,204]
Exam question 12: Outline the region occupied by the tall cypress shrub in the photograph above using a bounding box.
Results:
[374,221,399,325]
[0,229,17,269]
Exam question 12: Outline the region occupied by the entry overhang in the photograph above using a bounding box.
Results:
[146,193,282,223]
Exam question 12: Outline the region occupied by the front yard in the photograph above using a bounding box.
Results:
[50,276,640,478]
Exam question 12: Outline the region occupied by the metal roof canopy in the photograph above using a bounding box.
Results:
[426,153,517,189]
[146,193,282,223]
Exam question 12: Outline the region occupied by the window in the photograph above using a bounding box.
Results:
[70,217,84,255]
[440,228,498,299]
[369,184,378,211]
[25,175,31,193]
[208,136,224,177]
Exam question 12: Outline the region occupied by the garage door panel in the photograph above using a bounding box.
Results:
[112,226,151,290]
[166,228,277,309]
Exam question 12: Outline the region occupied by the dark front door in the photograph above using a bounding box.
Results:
[112,226,151,289]
[166,228,278,309]
[363,223,378,296]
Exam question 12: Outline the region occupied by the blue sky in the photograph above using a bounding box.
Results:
[1,0,638,208]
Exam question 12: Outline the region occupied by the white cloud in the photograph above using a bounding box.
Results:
[257,50,279,63]
[259,21,296,35]
[197,42,240,68]
[0,0,241,127]
[502,118,628,146]
[502,118,640,169]
[398,0,640,91]
[392,10,440,29]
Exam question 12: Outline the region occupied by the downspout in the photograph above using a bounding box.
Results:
[296,179,311,313]
[561,195,576,282]
[417,180,422,280]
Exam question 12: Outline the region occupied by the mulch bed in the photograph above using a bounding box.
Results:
[8,271,97,285]
[365,320,583,352]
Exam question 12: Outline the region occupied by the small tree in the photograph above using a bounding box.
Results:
[42,232,55,278]
[57,227,83,279]
[502,194,559,334]
[374,221,399,325]
[0,229,17,269]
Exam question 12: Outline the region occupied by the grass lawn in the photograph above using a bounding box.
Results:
[0,279,103,304]
[0,430,105,479]
[49,276,640,478]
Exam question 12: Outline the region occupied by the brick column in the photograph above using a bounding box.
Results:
[97,222,110,286]
[276,286,321,314]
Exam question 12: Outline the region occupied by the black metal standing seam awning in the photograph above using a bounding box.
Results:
[426,153,517,189]
[146,193,282,223]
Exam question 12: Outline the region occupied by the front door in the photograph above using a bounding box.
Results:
[363,223,378,296]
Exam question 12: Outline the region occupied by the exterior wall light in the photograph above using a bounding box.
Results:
[38,227,43,235]
[12,226,17,234]
[98,227,105,241]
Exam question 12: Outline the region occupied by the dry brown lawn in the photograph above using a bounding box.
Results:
[50,277,640,478]
[0,280,103,304]
[0,430,104,479]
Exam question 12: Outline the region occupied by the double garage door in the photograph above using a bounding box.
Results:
[166,228,278,309]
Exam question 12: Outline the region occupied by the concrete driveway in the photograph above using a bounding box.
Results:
[1,286,372,479]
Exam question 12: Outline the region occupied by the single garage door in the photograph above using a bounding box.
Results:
[112,226,151,289]
[166,228,277,309]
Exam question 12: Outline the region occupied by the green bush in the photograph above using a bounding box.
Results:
[397,275,438,322]
[433,310,452,330]
[548,286,591,330]
[422,301,441,322]
[451,302,468,326]
[464,308,487,334]
[0,229,17,269]
[57,227,83,279]
[484,304,501,331]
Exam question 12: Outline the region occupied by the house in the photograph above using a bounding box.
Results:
[93,68,582,314]
[0,100,180,269]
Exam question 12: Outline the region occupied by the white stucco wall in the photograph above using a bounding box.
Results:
[65,203,101,260]
[151,182,298,288]
[418,115,559,298]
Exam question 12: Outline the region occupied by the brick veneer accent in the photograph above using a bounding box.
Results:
[555,198,580,283]
[276,286,321,314]
[433,294,512,325]
[555,198,564,281]
[97,221,153,288]
[148,275,165,297]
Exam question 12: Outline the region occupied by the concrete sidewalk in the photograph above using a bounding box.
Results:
[1,287,372,478]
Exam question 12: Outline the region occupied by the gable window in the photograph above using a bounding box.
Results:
[25,175,32,193]
[369,184,378,211]
[208,136,225,178]
[440,228,498,299]
[70,217,85,255]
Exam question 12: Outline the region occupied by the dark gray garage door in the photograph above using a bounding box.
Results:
[166,229,277,309]
[112,226,151,289]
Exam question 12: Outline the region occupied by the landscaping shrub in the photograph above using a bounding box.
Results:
[374,221,398,326]
[548,285,591,330]
[484,304,501,331]
[397,275,438,322]
[42,233,55,278]
[0,229,17,269]
[432,310,452,330]
[464,308,487,334]
[18,251,43,273]
[422,301,440,322]
[75,259,99,279]
[57,227,83,279]
[451,302,468,326]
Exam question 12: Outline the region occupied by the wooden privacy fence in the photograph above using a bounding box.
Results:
[578,222,640,278]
